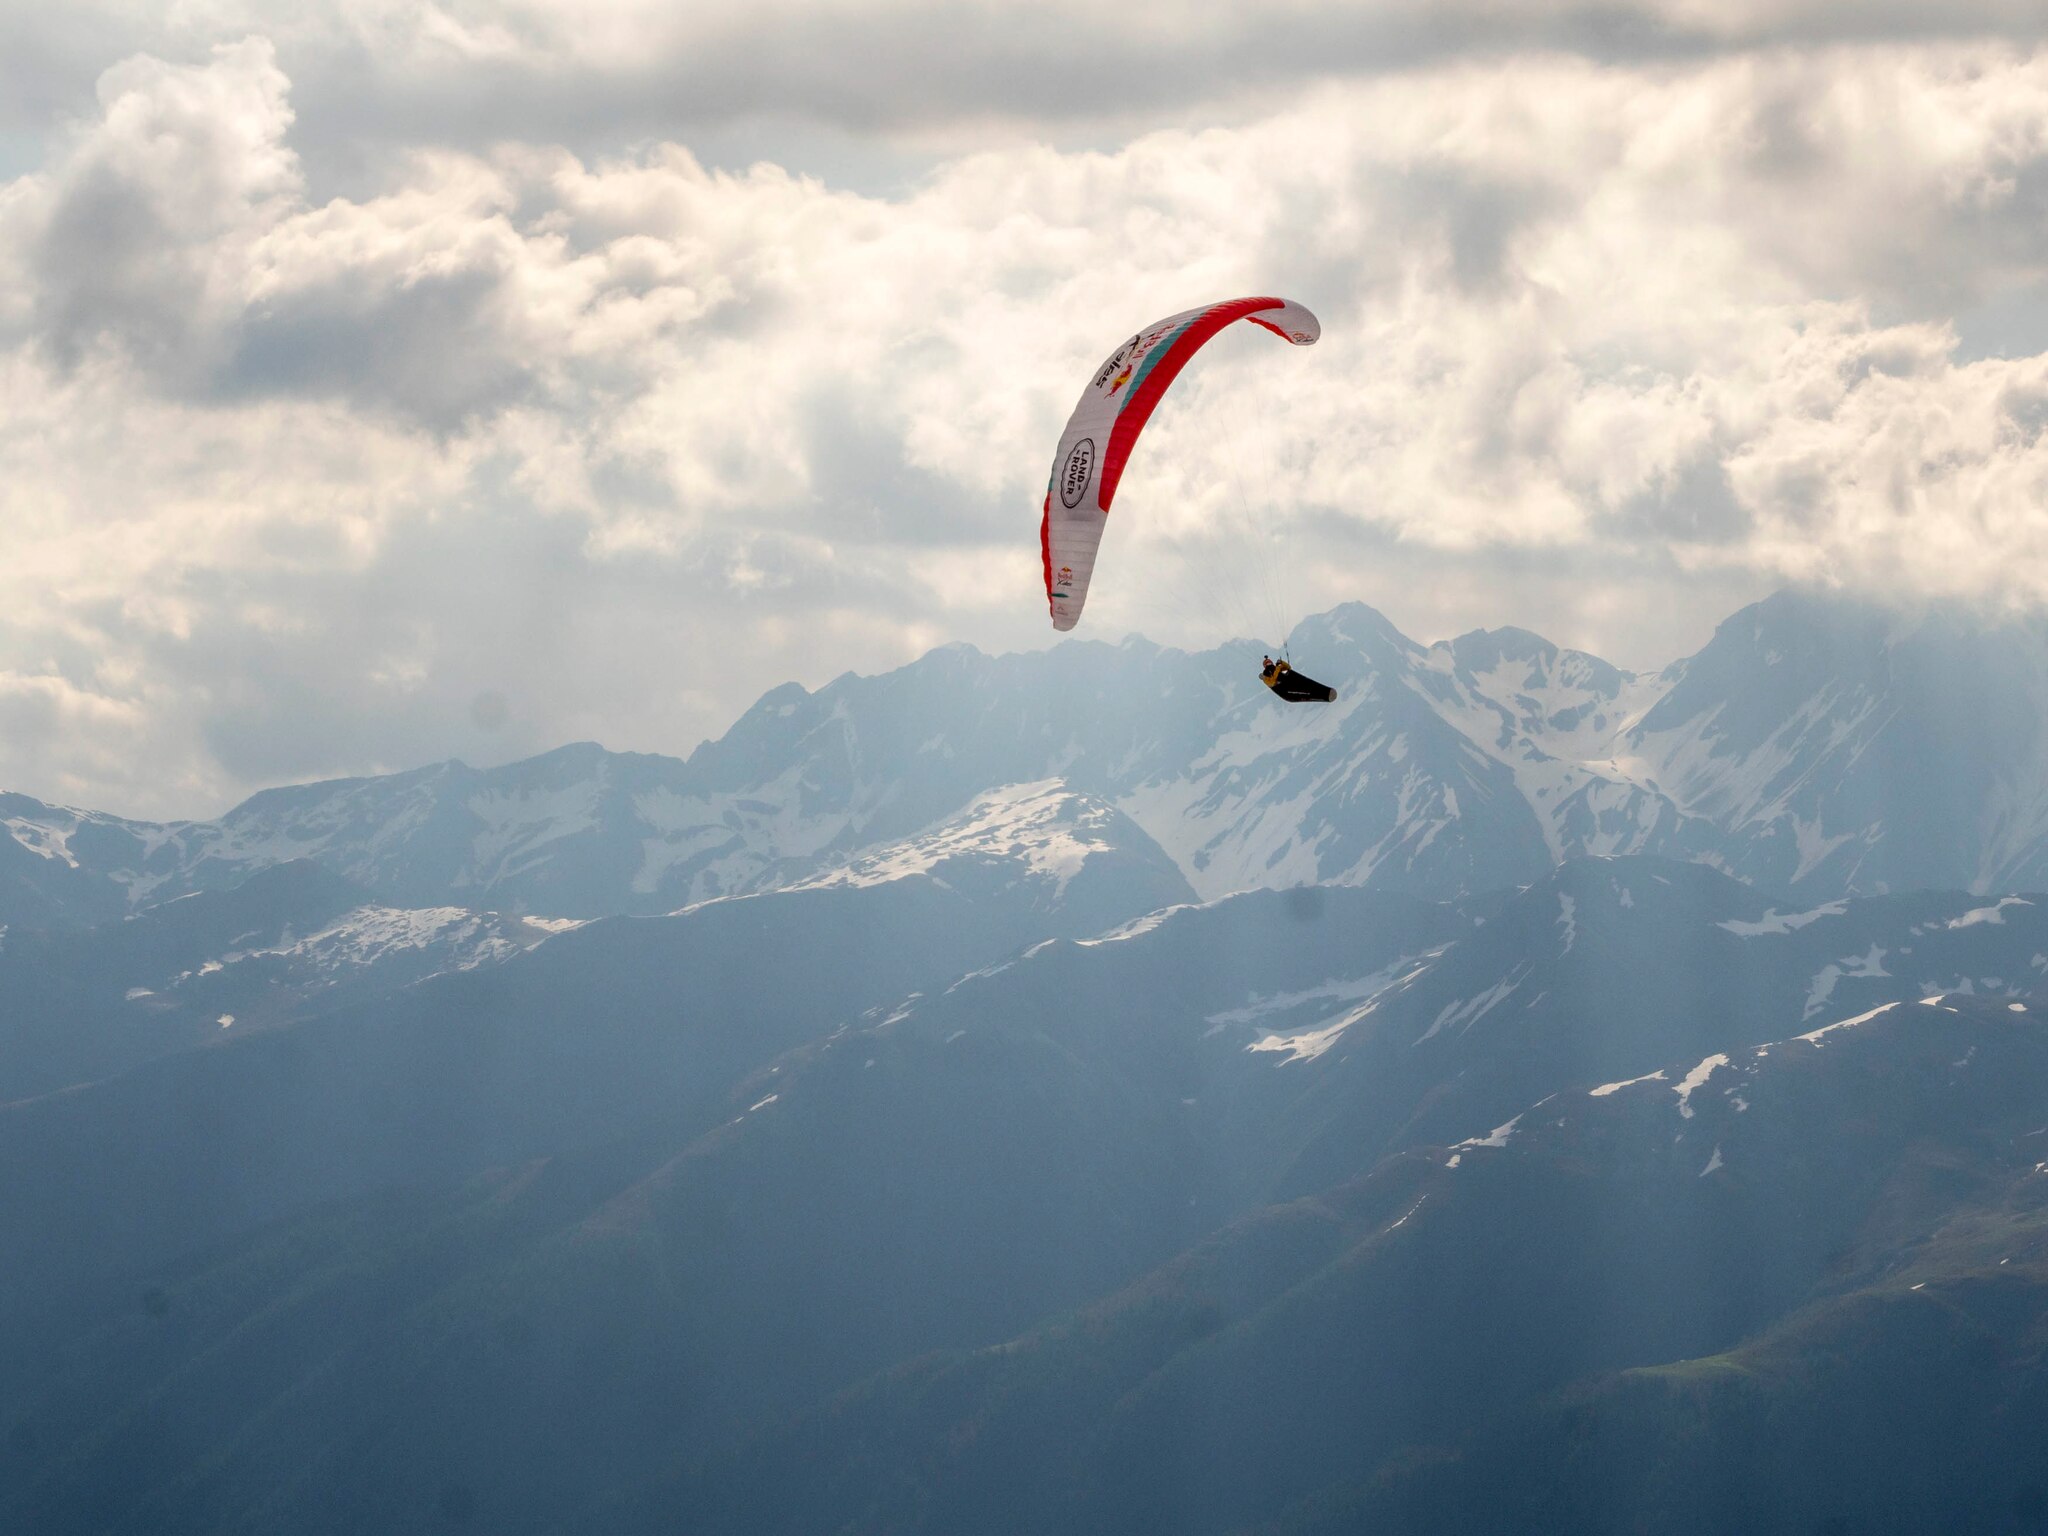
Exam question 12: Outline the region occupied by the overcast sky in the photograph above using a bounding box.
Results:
[7,1,2048,818]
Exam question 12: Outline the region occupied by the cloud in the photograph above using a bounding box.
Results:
[9,2,2048,179]
[7,34,2048,813]
[12,38,298,379]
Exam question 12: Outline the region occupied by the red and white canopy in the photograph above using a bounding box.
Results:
[1040,296,1320,632]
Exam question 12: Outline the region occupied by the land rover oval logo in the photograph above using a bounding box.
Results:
[1059,438,1095,509]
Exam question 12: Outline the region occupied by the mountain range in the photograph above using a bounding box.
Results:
[8,848,2047,1534]
[7,586,2048,1534]
[12,588,2048,932]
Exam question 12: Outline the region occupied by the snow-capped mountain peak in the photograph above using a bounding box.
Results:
[15,589,2048,928]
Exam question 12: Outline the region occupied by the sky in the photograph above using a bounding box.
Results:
[6,2,2048,818]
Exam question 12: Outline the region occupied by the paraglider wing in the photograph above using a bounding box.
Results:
[1041,296,1320,632]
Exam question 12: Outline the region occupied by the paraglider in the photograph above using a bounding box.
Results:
[1261,655,1337,703]
[1039,295,1332,703]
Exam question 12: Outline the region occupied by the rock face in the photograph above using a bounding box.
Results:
[10,587,2048,925]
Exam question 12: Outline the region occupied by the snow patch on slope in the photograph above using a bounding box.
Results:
[167,904,576,991]
[632,766,865,900]
[1590,1068,1667,1096]
[1948,897,2035,930]
[1796,1000,1901,1045]
[1415,970,1523,1045]
[1720,901,1848,937]
[3,816,80,867]
[795,780,1115,898]
[1078,903,1199,946]
[1453,1114,1523,1151]
[1674,1054,1729,1118]
[1802,942,1890,1018]
[464,778,606,888]
[1233,955,1437,1063]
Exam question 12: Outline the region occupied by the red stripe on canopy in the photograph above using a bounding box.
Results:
[1096,297,1284,512]
[1039,492,1053,615]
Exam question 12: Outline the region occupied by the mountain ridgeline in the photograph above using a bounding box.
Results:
[7,588,2048,1534]
[12,588,2048,932]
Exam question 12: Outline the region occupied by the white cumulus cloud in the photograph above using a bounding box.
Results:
[4,23,2048,814]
